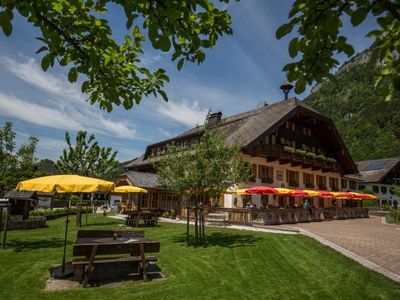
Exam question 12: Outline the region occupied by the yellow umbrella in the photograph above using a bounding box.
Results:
[275,188,295,195]
[16,174,114,193]
[302,189,320,197]
[235,188,251,195]
[16,175,114,278]
[113,185,148,193]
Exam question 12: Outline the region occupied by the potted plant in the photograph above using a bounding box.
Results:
[295,149,306,157]
[305,152,316,159]
[261,177,273,183]
[283,146,295,154]
[288,179,298,187]
[316,154,327,162]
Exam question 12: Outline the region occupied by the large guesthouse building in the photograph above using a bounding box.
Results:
[119,98,360,212]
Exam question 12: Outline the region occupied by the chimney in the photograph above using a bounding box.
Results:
[207,111,222,128]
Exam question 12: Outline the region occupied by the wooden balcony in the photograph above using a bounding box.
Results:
[251,144,338,172]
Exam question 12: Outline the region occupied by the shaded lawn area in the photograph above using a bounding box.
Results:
[0,214,399,300]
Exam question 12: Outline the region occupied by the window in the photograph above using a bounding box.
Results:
[140,193,148,208]
[358,184,366,191]
[317,175,327,190]
[276,170,284,181]
[286,121,291,129]
[151,193,158,208]
[280,137,286,145]
[349,180,357,190]
[390,186,395,195]
[303,173,314,188]
[271,134,276,144]
[372,185,379,193]
[286,170,299,187]
[259,165,273,183]
[341,178,347,189]
[380,186,387,194]
[329,177,339,191]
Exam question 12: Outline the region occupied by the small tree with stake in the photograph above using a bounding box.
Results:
[156,120,251,247]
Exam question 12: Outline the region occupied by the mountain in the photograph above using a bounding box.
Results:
[305,47,400,162]
[107,159,135,180]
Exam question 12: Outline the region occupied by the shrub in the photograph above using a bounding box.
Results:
[283,146,295,154]
[316,154,326,161]
[305,152,316,159]
[326,157,337,164]
[30,206,92,220]
[295,149,306,156]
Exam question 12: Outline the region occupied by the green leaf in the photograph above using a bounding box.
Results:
[276,23,293,39]
[36,46,48,54]
[288,38,299,58]
[342,43,355,57]
[41,55,51,71]
[351,7,369,26]
[68,67,78,83]
[0,12,12,36]
[294,77,306,94]
[159,90,168,102]
[177,58,184,71]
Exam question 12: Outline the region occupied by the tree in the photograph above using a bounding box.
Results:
[0,0,233,111]
[0,122,43,196]
[56,131,119,180]
[156,122,251,247]
[277,0,400,99]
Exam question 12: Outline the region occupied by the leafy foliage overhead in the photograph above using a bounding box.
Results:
[0,0,233,111]
[277,0,400,99]
[56,131,119,180]
[0,122,45,196]
[305,47,400,162]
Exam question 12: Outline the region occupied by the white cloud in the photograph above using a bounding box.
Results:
[3,57,83,103]
[156,99,208,127]
[158,127,173,138]
[1,57,138,139]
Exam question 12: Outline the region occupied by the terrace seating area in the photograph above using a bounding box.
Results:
[207,207,369,226]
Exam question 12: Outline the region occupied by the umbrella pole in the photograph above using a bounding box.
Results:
[61,196,71,275]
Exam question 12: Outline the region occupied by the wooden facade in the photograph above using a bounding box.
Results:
[123,98,359,212]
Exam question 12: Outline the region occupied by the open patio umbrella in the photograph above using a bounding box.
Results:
[278,189,308,197]
[112,185,148,211]
[349,192,377,200]
[274,188,296,196]
[302,189,320,197]
[245,186,277,194]
[112,185,148,194]
[318,191,334,198]
[331,191,355,199]
[16,175,114,277]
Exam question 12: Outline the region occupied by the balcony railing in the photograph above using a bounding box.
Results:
[251,144,338,172]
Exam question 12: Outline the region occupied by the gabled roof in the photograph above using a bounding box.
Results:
[127,98,357,173]
[356,157,400,183]
[119,171,161,189]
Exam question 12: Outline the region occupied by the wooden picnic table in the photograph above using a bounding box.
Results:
[73,230,160,287]
[125,210,161,227]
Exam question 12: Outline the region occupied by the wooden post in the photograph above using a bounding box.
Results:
[0,206,3,249]
[61,198,71,275]
[2,204,10,249]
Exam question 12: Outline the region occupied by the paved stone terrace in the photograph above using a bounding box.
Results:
[292,216,400,277]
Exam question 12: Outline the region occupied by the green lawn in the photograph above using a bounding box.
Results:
[0,214,399,300]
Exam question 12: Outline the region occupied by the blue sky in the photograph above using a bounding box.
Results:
[0,1,377,162]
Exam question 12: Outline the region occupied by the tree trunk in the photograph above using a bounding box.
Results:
[186,205,190,246]
[194,201,198,246]
[201,200,206,247]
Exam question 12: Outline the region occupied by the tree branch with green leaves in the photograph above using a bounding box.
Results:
[277,0,400,100]
[0,0,233,111]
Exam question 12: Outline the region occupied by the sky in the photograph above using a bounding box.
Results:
[0,1,377,162]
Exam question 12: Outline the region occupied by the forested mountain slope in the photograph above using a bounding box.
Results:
[305,48,400,161]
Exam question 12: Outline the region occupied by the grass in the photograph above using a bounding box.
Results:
[0,214,399,300]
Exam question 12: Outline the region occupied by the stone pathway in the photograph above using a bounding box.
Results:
[291,216,400,282]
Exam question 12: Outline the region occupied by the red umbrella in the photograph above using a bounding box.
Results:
[245,186,277,194]
[318,191,334,198]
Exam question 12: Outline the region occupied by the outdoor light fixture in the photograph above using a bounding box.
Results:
[280,80,294,100]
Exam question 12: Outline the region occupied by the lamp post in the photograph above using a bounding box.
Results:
[280,80,294,100]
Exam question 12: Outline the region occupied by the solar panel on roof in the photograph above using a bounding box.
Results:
[363,159,390,171]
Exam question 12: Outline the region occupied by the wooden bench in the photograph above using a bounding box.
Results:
[73,241,160,287]
[77,229,145,239]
